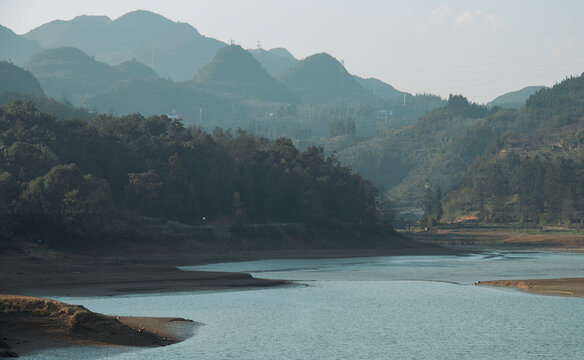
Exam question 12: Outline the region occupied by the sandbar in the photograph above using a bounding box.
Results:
[477,278,584,297]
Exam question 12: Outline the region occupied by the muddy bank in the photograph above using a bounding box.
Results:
[1,261,287,298]
[0,241,460,297]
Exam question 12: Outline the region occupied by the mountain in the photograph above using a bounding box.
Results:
[82,77,237,126]
[26,47,124,101]
[487,85,546,109]
[0,25,44,66]
[24,15,113,51]
[279,53,372,104]
[25,47,157,101]
[0,62,94,122]
[353,76,403,100]
[194,45,299,103]
[0,61,45,97]
[24,11,196,54]
[248,48,298,77]
[267,48,295,59]
[24,10,225,81]
[125,35,225,80]
[115,58,159,79]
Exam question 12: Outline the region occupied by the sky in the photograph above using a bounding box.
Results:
[1,0,583,103]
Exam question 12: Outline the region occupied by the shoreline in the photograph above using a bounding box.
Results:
[1,244,461,298]
[2,243,582,356]
[477,278,584,298]
[0,244,462,356]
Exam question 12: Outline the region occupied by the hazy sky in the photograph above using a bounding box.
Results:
[1,0,583,103]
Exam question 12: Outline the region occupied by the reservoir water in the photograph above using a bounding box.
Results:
[39,251,584,359]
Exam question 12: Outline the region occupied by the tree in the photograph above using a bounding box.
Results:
[433,186,443,222]
[231,191,247,231]
[126,169,162,216]
[422,186,441,227]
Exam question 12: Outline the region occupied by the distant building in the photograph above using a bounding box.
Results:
[166,113,183,120]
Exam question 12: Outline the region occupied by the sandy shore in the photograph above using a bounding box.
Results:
[410,225,584,252]
[477,278,584,297]
[0,295,197,357]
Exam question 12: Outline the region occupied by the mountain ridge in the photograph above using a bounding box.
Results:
[0,25,44,66]
[25,46,159,102]
[195,45,300,104]
[279,53,372,104]
[487,85,546,109]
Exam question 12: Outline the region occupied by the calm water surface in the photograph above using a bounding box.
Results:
[36,251,584,359]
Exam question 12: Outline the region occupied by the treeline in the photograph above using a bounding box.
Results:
[0,100,381,246]
[526,74,584,122]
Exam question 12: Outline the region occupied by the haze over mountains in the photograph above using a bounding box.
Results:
[1,9,539,110]
[0,9,563,213]
[23,10,223,81]
[19,10,298,82]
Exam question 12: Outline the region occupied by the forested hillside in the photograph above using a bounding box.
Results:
[344,74,584,222]
[0,100,383,249]
[439,74,584,225]
[341,95,488,206]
